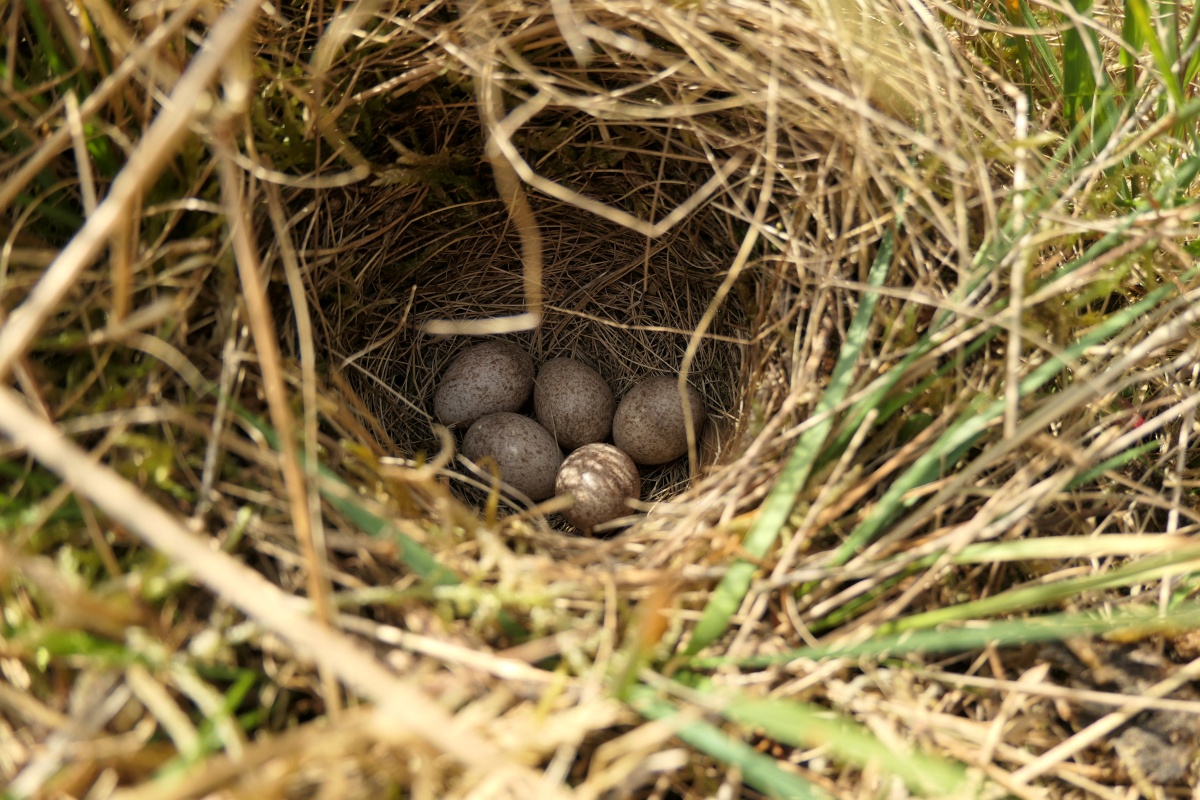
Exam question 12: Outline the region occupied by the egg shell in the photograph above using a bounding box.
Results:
[463,412,563,501]
[555,444,640,532]
[534,357,616,451]
[433,340,535,427]
[612,376,707,465]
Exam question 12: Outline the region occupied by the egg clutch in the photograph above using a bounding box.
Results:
[432,340,706,533]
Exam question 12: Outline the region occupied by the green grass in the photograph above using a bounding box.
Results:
[689,601,1200,670]
[5,0,1200,796]
[686,230,896,655]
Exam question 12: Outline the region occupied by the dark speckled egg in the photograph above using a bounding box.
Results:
[433,341,534,427]
[463,412,563,501]
[612,376,706,465]
[534,357,615,451]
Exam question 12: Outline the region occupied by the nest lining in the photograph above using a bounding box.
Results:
[322,172,752,531]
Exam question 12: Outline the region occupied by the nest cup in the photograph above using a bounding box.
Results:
[293,0,993,550]
[298,25,783,536]
[325,156,750,528]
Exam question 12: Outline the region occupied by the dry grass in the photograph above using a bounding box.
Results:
[3,0,1200,797]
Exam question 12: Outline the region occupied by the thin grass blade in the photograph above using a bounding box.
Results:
[1065,439,1159,488]
[1019,0,1065,92]
[685,230,895,655]
[690,601,1200,670]
[883,545,1200,632]
[1119,0,1145,90]
[626,685,830,800]
[1125,0,1185,105]
[1061,0,1101,119]
[827,278,1175,566]
[238,410,460,587]
[720,697,973,796]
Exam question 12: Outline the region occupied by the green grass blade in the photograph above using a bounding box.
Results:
[190,670,257,761]
[1159,0,1180,75]
[13,192,85,230]
[721,697,972,796]
[626,685,830,800]
[1014,36,1036,96]
[240,411,525,636]
[685,230,895,655]
[1061,0,1100,120]
[1019,0,1064,92]
[1182,8,1200,85]
[1125,0,1185,105]
[816,322,1000,475]
[243,412,535,639]
[1065,439,1158,488]
[1120,0,1145,93]
[25,627,133,665]
[20,0,70,82]
[320,486,459,587]
[827,280,1174,566]
[690,602,1200,670]
[882,544,1200,633]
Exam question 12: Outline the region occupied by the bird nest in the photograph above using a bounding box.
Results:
[282,0,999,565]
[318,168,750,525]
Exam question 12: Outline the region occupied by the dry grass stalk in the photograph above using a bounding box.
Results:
[4,0,1200,796]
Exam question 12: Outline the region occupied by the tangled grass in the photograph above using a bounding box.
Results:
[3,0,1200,797]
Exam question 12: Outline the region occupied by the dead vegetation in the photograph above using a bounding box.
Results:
[3,0,1200,797]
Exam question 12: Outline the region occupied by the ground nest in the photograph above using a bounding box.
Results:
[280,0,997,560]
[315,155,753,537]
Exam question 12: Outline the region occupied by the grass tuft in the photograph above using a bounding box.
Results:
[3,0,1200,796]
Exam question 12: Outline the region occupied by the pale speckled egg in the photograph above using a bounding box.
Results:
[463,412,563,501]
[554,444,640,532]
[612,376,706,465]
[433,340,534,427]
[534,357,616,451]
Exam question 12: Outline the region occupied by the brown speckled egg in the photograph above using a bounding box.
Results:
[463,412,563,501]
[555,444,640,532]
[612,376,706,465]
[433,341,534,427]
[534,358,616,451]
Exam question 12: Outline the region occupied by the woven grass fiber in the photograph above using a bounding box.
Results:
[292,0,1006,564]
[23,0,1199,796]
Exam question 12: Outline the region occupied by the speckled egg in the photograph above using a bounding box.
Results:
[463,412,563,501]
[534,358,616,451]
[612,376,707,465]
[555,444,640,532]
[433,340,535,427]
